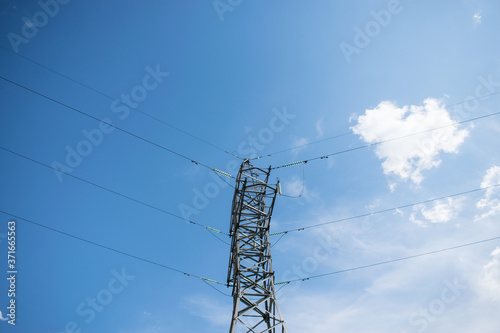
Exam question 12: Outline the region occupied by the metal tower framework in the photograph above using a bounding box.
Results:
[227,160,287,333]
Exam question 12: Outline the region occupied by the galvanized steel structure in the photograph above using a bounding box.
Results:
[227,159,287,333]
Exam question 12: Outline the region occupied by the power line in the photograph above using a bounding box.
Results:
[207,228,231,245]
[255,91,500,162]
[0,45,242,160]
[276,235,500,285]
[252,131,352,161]
[271,110,500,170]
[270,183,500,237]
[201,278,232,297]
[0,145,230,238]
[0,75,234,179]
[0,209,227,286]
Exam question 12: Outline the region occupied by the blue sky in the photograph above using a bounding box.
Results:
[1,0,500,332]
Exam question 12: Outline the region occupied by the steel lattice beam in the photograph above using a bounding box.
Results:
[227,160,287,333]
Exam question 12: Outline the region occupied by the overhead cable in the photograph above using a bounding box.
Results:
[276,235,500,285]
[0,45,242,160]
[270,183,500,237]
[0,75,234,178]
[0,145,229,238]
[256,91,500,161]
[271,110,500,170]
[0,209,227,286]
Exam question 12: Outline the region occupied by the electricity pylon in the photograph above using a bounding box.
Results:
[227,159,287,333]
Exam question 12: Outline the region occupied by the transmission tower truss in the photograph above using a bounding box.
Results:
[227,160,287,333]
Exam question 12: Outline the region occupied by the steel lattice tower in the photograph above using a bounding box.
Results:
[227,159,287,333]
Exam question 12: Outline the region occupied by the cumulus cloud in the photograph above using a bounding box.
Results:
[410,197,464,227]
[473,10,482,26]
[475,166,500,221]
[482,247,500,300]
[352,98,469,184]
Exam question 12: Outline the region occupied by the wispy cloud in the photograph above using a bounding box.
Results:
[289,136,310,158]
[315,117,324,138]
[280,174,318,201]
[352,98,469,185]
[410,197,464,227]
[482,247,500,300]
[283,177,305,197]
[182,295,230,327]
[475,166,500,221]
[271,196,500,332]
[473,10,482,26]
[118,326,166,333]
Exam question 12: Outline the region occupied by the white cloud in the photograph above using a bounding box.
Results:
[315,117,324,138]
[290,137,310,157]
[0,310,7,321]
[482,247,500,300]
[182,295,230,327]
[118,326,166,333]
[410,197,464,227]
[365,199,381,210]
[283,177,304,197]
[473,10,482,26]
[293,137,309,148]
[475,166,500,221]
[352,98,469,185]
[280,175,318,201]
[270,203,500,333]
